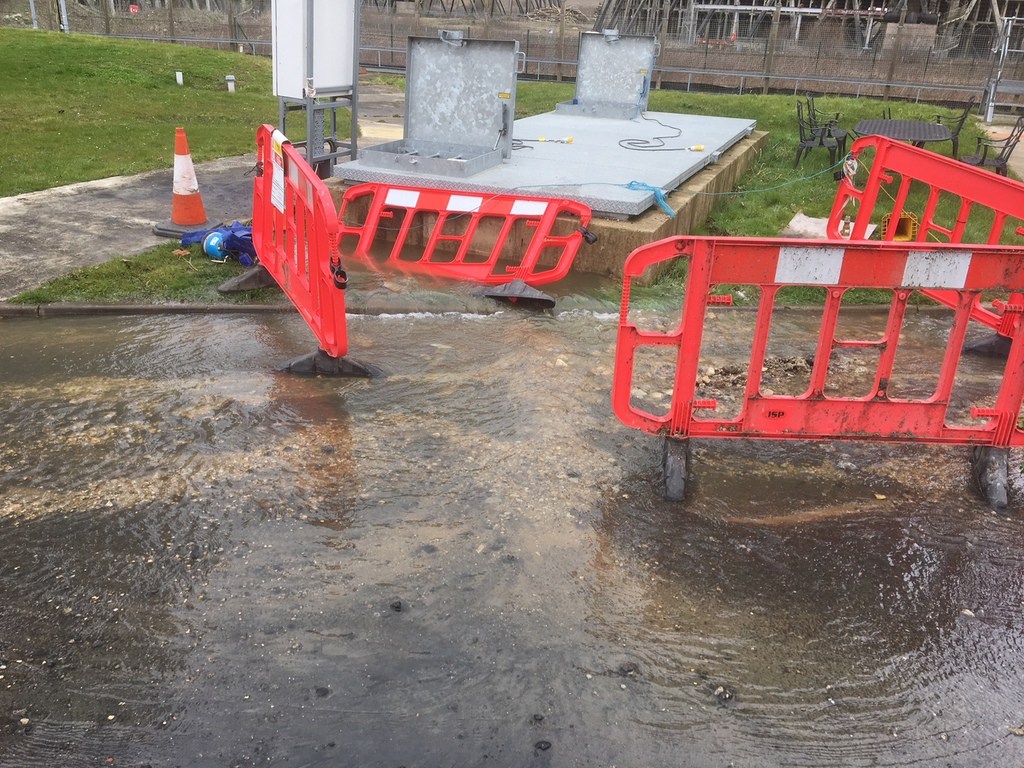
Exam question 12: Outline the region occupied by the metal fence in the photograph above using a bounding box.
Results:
[4,0,1023,106]
[0,0,272,50]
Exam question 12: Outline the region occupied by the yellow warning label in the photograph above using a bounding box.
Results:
[498,91,511,99]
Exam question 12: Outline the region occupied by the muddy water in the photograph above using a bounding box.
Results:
[1,310,1023,767]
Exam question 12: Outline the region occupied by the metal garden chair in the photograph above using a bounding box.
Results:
[795,101,840,172]
[933,98,977,159]
[805,95,848,156]
[961,115,1024,176]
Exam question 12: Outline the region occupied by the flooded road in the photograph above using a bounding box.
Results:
[1,309,1023,767]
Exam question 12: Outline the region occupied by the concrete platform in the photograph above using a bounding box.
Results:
[336,110,757,219]
[325,129,768,280]
[335,83,769,279]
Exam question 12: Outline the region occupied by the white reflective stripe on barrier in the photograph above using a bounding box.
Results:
[775,246,845,284]
[903,251,972,289]
[447,195,484,212]
[770,245,991,290]
[510,199,548,216]
[385,188,420,208]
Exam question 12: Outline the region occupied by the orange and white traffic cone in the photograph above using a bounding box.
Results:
[154,126,215,238]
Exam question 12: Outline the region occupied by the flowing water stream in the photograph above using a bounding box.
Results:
[1,308,1023,767]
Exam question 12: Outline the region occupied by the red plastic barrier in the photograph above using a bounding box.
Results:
[613,236,1024,447]
[827,135,1024,336]
[252,124,350,358]
[336,182,593,286]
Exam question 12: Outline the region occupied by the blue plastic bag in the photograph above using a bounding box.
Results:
[182,222,257,267]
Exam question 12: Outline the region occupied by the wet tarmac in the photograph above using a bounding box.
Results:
[2,307,1024,767]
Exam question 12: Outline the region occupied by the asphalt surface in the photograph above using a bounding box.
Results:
[0,83,405,303]
[0,155,257,301]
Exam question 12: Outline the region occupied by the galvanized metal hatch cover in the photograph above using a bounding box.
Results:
[556,31,659,119]
[406,34,519,161]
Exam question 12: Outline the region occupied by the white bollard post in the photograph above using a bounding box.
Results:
[226,75,236,93]
[175,71,183,86]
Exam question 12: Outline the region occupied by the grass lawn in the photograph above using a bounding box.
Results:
[11,243,284,305]
[0,28,280,197]
[0,29,994,305]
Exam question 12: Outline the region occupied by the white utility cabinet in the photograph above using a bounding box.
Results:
[272,0,357,99]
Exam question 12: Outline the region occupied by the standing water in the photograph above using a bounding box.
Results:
[1,310,1023,767]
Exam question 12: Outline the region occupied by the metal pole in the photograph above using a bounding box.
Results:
[883,6,908,102]
[305,0,316,167]
[351,0,360,162]
[57,0,70,32]
[557,0,566,81]
[986,18,1011,123]
[762,0,780,95]
[656,0,671,89]
[28,0,38,29]
[526,29,531,77]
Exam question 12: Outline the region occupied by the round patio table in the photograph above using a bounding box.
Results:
[854,118,952,148]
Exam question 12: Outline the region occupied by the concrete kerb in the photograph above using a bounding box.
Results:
[0,303,291,318]
[0,295,514,319]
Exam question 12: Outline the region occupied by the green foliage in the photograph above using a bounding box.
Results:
[10,243,285,305]
[364,73,407,91]
[638,91,994,305]
[645,91,988,240]
[515,81,575,118]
